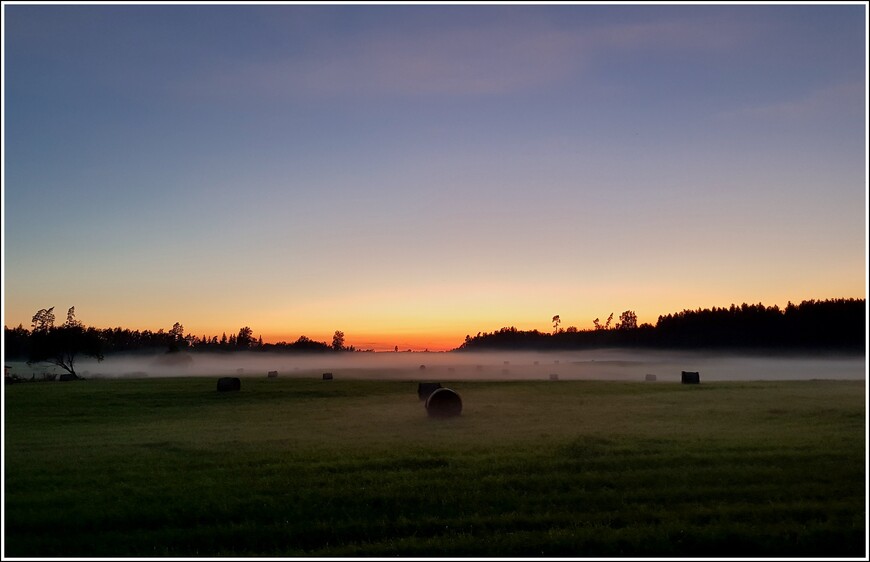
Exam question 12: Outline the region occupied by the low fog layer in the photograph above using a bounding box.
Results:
[7,349,866,382]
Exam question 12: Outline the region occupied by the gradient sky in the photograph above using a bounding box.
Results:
[2,3,867,351]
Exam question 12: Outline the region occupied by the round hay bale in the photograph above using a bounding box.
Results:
[217,377,241,392]
[419,364,426,370]
[322,372,333,381]
[425,387,462,418]
[58,374,78,382]
[549,373,559,381]
[681,371,700,384]
[645,374,657,381]
[417,381,442,401]
[267,371,278,378]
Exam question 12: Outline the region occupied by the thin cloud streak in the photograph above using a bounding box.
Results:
[173,15,760,101]
[716,80,866,122]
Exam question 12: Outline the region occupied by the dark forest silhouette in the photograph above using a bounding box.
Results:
[4,322,348,364]
[459,299,865,353]
[4,299,866,372]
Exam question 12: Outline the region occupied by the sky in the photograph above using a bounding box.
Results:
[2,2,867,351]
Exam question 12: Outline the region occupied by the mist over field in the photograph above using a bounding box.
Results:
[8,349,865,382]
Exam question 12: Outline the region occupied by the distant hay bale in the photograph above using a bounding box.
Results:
[549,373,559,381]
[418,381,442,401]
[475,365,484,372]
[503,360,510,365]
[645,374,657,382]
[58,374,78,382]
[681,371,700,384]
[419,364,426,370]
[267,371,278,378]
[217,377,241,392]
[425,388,462,418]
[322,372,333,381]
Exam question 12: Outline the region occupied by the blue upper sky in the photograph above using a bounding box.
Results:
[3,3,866,350]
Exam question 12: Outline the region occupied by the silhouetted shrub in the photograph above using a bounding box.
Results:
[152,352,193,367]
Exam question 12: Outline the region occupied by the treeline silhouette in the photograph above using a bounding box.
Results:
[4,298,865,363]
[458,299,866,353]
[4,321,348,361]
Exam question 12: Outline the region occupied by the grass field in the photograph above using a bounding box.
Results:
[3,375,866,557]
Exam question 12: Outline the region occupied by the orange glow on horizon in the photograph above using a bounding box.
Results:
[6,292,864,355]
[257,331,466,352]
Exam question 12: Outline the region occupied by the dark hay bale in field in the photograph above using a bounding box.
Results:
[58,374,78,382]
[549,373,559,381]
[645,374,657,382]
[425,388,462,418]
[681,371,700,384]
[418,381,442,401]
[322,372,333,381]
[419,364,426,370]
[217,377,241,392]
[267,371,278,378]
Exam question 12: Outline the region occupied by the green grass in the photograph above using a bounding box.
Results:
[3,376,866,557]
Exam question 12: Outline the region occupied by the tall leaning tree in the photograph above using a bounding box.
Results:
[27,306,103,379]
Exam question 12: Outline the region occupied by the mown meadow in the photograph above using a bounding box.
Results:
[3,375,866,557]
